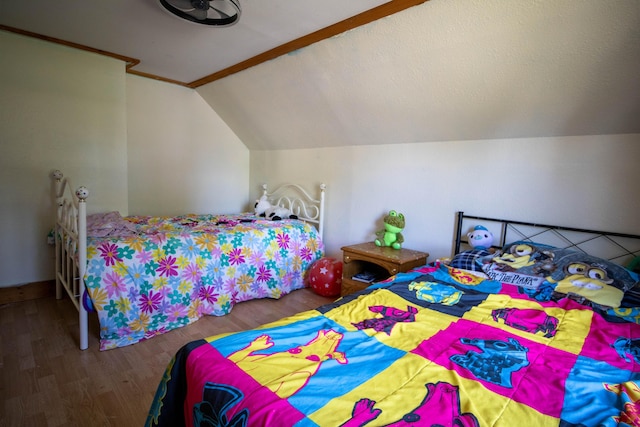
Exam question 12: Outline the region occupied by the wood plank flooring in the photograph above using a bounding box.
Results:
[0,288,335,427]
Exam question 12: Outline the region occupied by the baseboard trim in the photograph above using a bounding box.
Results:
[0,280,56,305]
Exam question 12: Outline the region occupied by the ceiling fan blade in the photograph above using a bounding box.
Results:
[210,0,241,18]
[190,7,209,20]
[209,5,232,19]
[168,0,196,10]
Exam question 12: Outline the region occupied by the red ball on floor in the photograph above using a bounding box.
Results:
[308,257,343,297]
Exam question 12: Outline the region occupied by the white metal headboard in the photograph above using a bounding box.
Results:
[262,183,326,239]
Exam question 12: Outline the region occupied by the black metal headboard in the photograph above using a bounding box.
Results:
[454,211,640,269]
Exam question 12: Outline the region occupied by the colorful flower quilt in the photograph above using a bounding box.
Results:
[146,262,640,427]
[84,214,324,350]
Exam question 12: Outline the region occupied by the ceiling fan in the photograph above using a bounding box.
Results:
[159,0,241,26]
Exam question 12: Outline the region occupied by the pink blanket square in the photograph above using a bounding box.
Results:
[412,319,577,418]
[582,312,640,372]
[184,343,306,427]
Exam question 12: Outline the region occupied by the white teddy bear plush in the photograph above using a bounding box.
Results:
[467,225,494,250]
[254,195,298,221]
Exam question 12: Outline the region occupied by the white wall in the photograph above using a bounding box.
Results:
[251,135,640,261]
[1,0,639,288]
[0,31,128,287]
[0,33,250,288]
[200,0,640,263]
[126,76,250,216]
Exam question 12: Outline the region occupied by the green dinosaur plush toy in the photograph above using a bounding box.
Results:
[375,210,405,250]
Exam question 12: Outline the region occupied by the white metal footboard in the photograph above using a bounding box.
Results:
[52,170,89,350]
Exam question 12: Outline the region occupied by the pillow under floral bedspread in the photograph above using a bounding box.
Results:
[87,211,138,238]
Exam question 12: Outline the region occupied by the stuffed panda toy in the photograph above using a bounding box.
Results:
[254,195,298,221]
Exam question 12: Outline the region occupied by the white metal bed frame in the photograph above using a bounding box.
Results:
[52,169,326,350]
[261,182,326,239]
[52,170,90,349]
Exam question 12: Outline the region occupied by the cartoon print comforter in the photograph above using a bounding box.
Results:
[84,214,323,350]
[146,262,640,427]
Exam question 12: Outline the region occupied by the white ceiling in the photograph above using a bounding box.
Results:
[0,0,391,85]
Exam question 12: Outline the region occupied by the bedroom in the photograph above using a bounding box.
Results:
[1,0,639,424]
[1,0,638,292]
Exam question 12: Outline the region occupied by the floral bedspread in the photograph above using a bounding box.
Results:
[84,213,324,350]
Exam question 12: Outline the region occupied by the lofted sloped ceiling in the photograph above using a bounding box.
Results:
[1,0,639,150]
[196,0,640,150]
[0,0,426,86]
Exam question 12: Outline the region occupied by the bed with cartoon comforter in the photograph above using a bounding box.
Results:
[146,239,640,427]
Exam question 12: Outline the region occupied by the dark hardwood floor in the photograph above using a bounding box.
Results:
[0,288,334,427]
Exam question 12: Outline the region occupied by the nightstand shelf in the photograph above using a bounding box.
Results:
[341,242,429,296]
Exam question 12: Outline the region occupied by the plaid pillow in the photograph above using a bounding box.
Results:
[450,249,491,271]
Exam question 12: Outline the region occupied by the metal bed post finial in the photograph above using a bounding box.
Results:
[75,186,89,201]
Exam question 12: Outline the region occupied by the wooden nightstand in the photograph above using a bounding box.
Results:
[341,242,429,296]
